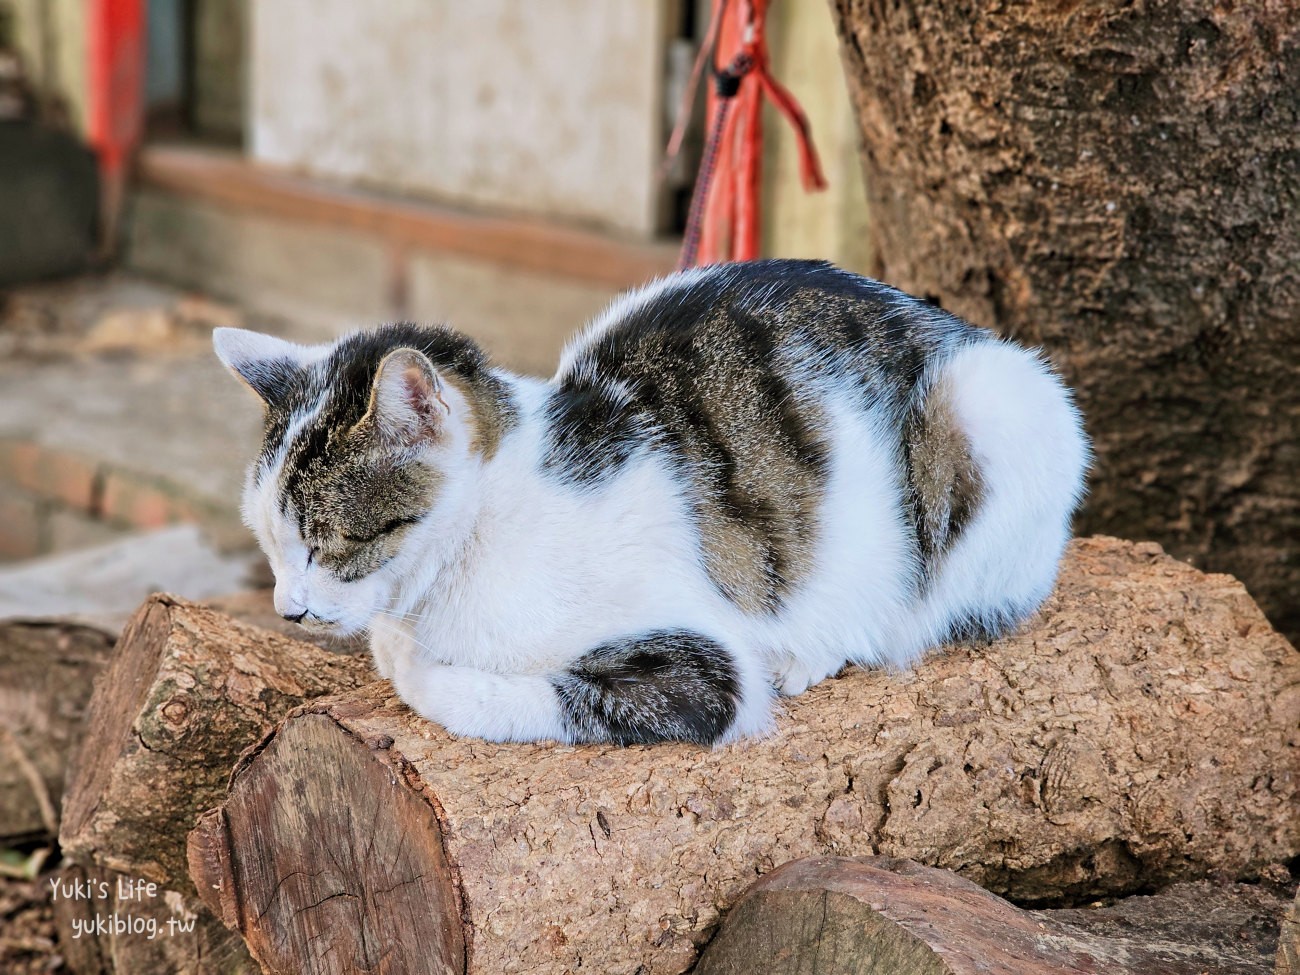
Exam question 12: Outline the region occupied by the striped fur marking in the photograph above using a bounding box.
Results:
[903,375,985,580]
[551,630,740,745]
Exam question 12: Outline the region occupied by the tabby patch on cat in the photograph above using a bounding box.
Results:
[214,259,1089,746]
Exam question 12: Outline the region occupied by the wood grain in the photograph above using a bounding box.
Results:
[695,857,1291,975]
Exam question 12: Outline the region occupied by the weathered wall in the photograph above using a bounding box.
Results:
[192,0,245,141]
[7,0,86,132]
[762,0,872,273]
[250,1,673,237]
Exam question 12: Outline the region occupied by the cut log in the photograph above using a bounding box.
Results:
[828,1,1300,643]
[0,620,115,843]
[1041,876,1292,975]
[188,536,1300,975]
[50,861,256,975]
[694,856,1289,975]
[202,588,345,649]
[1280,891,1300,975]
[0,588,332,847]
[59,593,373,892]
[54,593,373,975]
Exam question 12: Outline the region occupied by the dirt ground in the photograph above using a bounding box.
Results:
[1,869,68,975]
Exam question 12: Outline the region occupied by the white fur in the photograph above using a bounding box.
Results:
[227,314,1087,746]
[213,327,331,379]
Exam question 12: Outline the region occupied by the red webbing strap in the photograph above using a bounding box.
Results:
[676,0,828,269]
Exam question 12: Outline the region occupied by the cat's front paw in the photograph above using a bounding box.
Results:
[391,658,570,743]
[370,641,398,681]
[771,656,839,697]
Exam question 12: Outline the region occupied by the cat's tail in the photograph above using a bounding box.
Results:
[552,630,772,745]
[392,629,773,746]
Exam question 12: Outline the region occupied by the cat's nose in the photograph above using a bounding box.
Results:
[281,609,308,624]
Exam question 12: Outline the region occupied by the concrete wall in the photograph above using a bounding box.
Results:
[250,1,673,237]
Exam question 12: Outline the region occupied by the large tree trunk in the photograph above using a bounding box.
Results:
[695,857,1290,975]
[828,1,1300,641]
[188,537,1300,975]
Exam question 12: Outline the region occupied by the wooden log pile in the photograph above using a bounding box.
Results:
[20,536,1296,973]
[166,536,1298,975]
[51,593,373,974]
[694,856,1293,975]
[0,619,115,846]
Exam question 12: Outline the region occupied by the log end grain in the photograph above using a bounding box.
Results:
[59,593,374,892]
[188,712,465,975]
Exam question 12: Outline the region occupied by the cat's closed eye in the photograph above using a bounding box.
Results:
[341,516,420,545]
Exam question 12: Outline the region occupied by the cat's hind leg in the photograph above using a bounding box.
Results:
[393,629,770,745]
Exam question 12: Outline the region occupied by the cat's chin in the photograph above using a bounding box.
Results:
[298,615,367,639]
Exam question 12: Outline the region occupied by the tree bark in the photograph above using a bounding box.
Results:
[828,0,1300,642]
[694,856,1289,975]
[0,620,115,843]
[52,593,373,975]
[188,536,1300,975]
[59,592,373,891]
[0,589,337,848]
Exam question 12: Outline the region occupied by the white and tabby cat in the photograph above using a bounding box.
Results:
[214,259,1088,746]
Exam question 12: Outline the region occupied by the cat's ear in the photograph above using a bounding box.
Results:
[213,328,321,406]
[355,347,454,448]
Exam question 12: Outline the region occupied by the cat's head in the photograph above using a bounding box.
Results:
[213,324,506,635]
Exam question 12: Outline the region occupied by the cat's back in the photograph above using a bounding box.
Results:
[540,260,996,615]
[544,260,986,485]
[556,259,980,397]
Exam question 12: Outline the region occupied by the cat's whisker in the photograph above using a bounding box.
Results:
[370,608,426,624]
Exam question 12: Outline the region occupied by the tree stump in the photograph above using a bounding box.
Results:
[0,619,115,843]
[694,856,1290,975]
[828,1,1300,641]
[188,537,1300,975]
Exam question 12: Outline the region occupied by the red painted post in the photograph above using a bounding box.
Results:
[86,0,145,252]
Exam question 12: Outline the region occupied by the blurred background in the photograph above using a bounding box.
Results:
[0,4,1297,969]
[0,0,871,624]
[0,0,1295,642]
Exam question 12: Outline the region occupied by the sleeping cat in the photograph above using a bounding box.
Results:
[214,259,1088,746]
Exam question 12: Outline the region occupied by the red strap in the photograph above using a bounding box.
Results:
[682,0,827,269]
